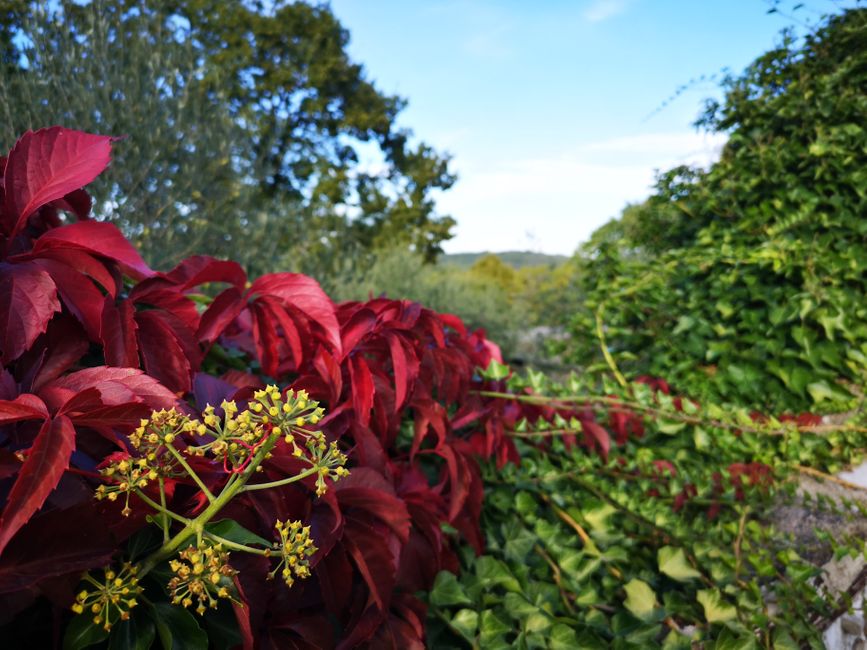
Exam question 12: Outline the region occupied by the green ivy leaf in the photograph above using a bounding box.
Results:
[151,602,208,650]
[108,614,155,650]
[658,546,701,582]
[63,614,109,650]
[623,578,658,621]
[479,609,512,644]
[711,627,761,649]
[450,609,479,642]
[697,589,737,623]
[429,571,473,606]
[480,359,511,381]
[205,519,270,547]
[475,556,522,592]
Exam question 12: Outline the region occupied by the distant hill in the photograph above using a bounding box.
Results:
[442,251,568,269]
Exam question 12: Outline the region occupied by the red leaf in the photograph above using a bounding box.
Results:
[100,298,139,367]
[34,258,105,339]
[135,311,193,394]
[33,221,152,279]
[231,575,254,650]
[164,255,247,292]
[0,502,116,593]
[129,286,200,332]
[311,347,342,404]
[251,302,280,377]
[0,394,48,425]
[340,308,376,358]
[51,188,92,220]
[582,420,610,462]
[40,366,177,416]
[386,333,418,411]
[250,274,341,355]
[349,355,375,427]
[0,262,60,364]
[197,287,245,345]
[260,297,305,369]
[0,415,75,555]
[343,529,395,612]
[3,128,113,236]
[25,246,116,296]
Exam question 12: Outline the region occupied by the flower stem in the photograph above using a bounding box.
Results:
[166,443,215,502]
[202,532,269,556]
[241,465,319,492]
[133,490,192,528]
[158,479,169,542]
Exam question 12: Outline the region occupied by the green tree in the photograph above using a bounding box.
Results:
[566,8,867,412]
[0,0,455,273]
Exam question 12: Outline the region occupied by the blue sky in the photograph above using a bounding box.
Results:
[329,0,850,255]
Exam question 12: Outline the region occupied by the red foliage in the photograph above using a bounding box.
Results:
[0,128,520,647]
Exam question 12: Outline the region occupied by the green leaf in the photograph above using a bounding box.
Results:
[807,380,850,404]
[151,602,208,650]
[697,589,737,623]
[479,609,512,644]
[429,571,473,606]
[623,578,658,621]
[658,546,701,582]
[712,628,761,649]
[108,614,156,650]
[205,519,270,547]
[450,609,479,642]
[771,629,799,650]
[475,556,522,592]
[480,359,511,381]
[549,624,581,650]
[63,615,109,650]
[503,592,538,619]
[126,526,162,562]
[202,607,244,650]
[657,420,687,435]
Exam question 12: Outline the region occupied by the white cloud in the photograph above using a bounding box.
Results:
[583,0,631,23]
[463,24,514,59]
[438,130,726,256]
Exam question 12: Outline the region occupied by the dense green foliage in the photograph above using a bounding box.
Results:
[427,372,867,648]
[563,9,867,412]
[0,0,454,275]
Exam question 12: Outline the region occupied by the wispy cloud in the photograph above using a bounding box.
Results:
[463,23,514,59]
[583,0,630,23]
[439,131,726,255]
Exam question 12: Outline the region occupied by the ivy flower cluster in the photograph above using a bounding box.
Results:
[168,543,238,615]
[75,385,349,630]
[95,456,157,517]
[71,563,142,631]
[269,519,316,587]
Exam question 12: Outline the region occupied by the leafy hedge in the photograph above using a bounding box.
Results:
[564,8,867,412]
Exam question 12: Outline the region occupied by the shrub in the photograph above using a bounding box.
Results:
[0,127,520,648]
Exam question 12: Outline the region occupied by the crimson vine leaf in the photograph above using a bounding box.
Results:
[3,128,114,237]
[0,415,75,555]
[0,262,60,364]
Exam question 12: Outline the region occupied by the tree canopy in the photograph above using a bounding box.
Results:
[0,0,455,275]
